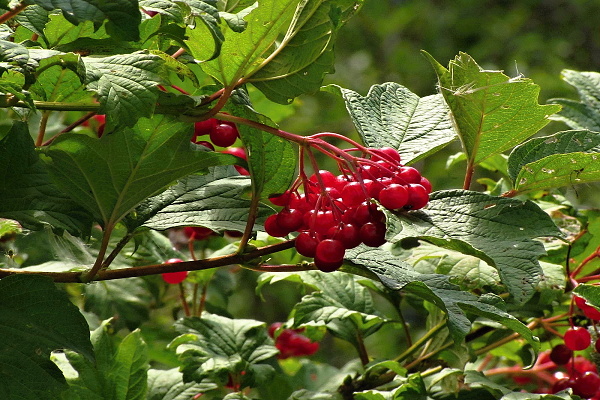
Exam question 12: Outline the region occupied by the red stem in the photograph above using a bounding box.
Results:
[0,3,27,24]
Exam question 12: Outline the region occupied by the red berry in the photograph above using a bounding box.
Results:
[573,371,600,398]
[184,226,214,241]
[405,184,429,210]
[310,210,336,235]
[564,327,592,351]
[221,146,247,160]
[162,258,187,284]
[268,322,283,338]
[269,191,291,206]
[210,123,239,147]
[313,255,343,272]
[264,214,290,237]
[341,182,368,207]
[398,166,422,184]
[309,170,338,188]
[295,232,320,257]
[360,221,387,247]
[378,184,409,210]
[193,118,217,139]
[552,377,576,394]
[315,239,345,264]
[195,140,215,150]
[330,223,361,249]
[550,344,573,365]
[419,177,432,193]
[371,147,401,164]
[277,208,304,232]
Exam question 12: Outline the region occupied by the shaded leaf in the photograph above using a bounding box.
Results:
[424,51,560,166]
[147,368,217,400]
[385,190,562,303]
[14,5,50,45]
[129,165,273,233]
[30,0,142,41]
[0,275,93,400]
[325,82,456,164]
[41,115,235,227]
[548,69,600,131]
[0,121,93,235]
[345,246,540,348]
[169,313,279,385]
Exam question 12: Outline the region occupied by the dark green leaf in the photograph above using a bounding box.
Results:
[14,5,50,45]
[0,275,93,400]
[147,368,217,400]
[30,0,142,41]
[169,313,279,385]
[507,130,600,182]
[250,0,363,104]
[226,89,297,198]
[325,82,456,164]
[129,165,273,233]
[140,0,185,21]
[548,69,600,131]
[83,51,164,131]
[385,190,562,303]
[0,121,93,235]
[41,115,235,227]
[423,51,560,166]
[84,278,154,331]
[345,246,540,348]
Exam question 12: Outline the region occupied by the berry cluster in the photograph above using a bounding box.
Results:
[265,147,430,272]
[268,322,319,359]
[192,118,240,148]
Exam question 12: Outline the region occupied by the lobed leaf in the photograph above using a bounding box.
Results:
[385,190,562,304]
[0,275,93,400]
[30,0,142,41]
[326,82,456,164]
[0,121,93,235]
[183,0,224,62]
[424,51,560,166]
[129,165,274,233]
[548,69,600,131]
[83,51,164,131]
[345,246,539,348]
[40,115,236,228]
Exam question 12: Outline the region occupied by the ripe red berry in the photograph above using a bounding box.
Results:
[371,147,401,163]
[193,118,217,139]
[330,223,361,249]
[184,226,214,241]
[406,184,429,210]
[313,255,343,272]
[399,166,422,184]
[210,123,239,147]
[195,140,215,150]
[341,181,368,207]
[162,258,188,284]
[378,184,409,210]
[550,344,573,365]
[360,221,387,247]
[264,214,290,237]
[315,239,345,264]
[573,371,600,398]
[277,208,304,232]
[551,377,576,394]
[295,232,320,257]
[564,327,592,351]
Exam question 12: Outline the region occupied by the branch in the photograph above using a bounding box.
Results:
[0,240,297,283]
[0,3,27,24]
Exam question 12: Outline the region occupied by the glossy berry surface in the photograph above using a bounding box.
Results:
[210,123,239,147]
[549,344,573,365]
[161,258,188,284]
[564,327,592,351]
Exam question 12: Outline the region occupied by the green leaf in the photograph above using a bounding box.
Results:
[40,115,235,227]
[201,0,300,85]
[0,39,36,76]
[169,313,279,385]
[507,130,600,182]
[0,275,93,400]
[183,0,224,62]
[219,3,257,33]
[0,69,35,108]
[43,14,110,49]
[345,246,540,349]
[226,89,297,198]
[573,284,600,310]
[324,82,456,164]
[58,321,148,400]
[14,5,50,45]
[250,0,363,104]
[83,51,164,131]
[30,53,91,103]
[128,165,274,233]
[423,51,560,166]
[84,278,155,331]
[0,121,93,235]
[147,368,217,400]
[385,190,562,303]
[548,69,600,131]
[30,0,142,41]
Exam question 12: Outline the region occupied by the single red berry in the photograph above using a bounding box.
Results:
[210,123,239,147]
[184,227,214,241]
[573,371,600,398]
[398,166,422,184]
[371,147,401,164]
[313,255,343,272]
[330,223,361,249]
[360,221,387,247]
[550,344,573,365]
[269,191,291,206]
[277,208,304,232]
[315,239,345,264]
[195,140,215,150]
[552,377,576,394]
[295,232,320,257]
[564,327,592,351]
[221,146,247,160]
[378,184,409,210]
[309,170,338,188]
[264,214,290,237]
[310,210,336,235]
[162,258,187,284]
[341,181,368,207]
[405,184,429,210]
[193,118,218,139]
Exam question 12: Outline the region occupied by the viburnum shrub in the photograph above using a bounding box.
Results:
[3,1,600,400]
